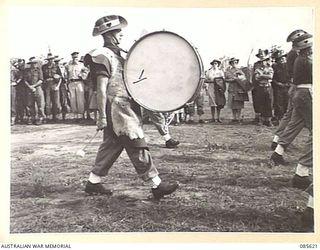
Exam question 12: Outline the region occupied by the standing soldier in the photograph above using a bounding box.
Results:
[251,49,269,124]
[42,53,61,122]
[65,52,87,121]
[15,59,29,124]
[10,61,19,125]
[272,51,290,123]
[254,53,274,126]
[54,56,69,121]
[23,57,45,125]
[270,29,307,150]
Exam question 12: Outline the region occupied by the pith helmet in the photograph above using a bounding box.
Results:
[92,15,128,37]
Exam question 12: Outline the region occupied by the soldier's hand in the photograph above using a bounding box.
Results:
[31,87,36,92]
[54,86,59,91]
[96,117,107,130]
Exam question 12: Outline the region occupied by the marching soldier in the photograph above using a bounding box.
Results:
[271,29,307,150]
[83,14,178,199]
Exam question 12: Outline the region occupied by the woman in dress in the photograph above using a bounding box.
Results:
[205,59,226,123]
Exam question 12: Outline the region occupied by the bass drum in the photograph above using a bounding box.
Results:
[124,31,205,112]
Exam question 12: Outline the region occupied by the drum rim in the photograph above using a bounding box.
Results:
[123,30,205,112]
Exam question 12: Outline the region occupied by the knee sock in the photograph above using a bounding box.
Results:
[88,172,102,184]
[275,144,284,155]
[151,176,161,188]
[295,163,310,177]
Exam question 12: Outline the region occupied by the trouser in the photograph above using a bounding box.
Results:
[275,85,296,136]
[145,110,169,136]
[278,88,312,151]
[11,85,16,119]
[27,87,45,119]
[68,81,85,114]
[252,88,260,114]
[92,128,159,181]
[256,86,272,118]
[16,84,30,120]
[273,87,289,120]
[44,80,61,116]
[188,92,204,116]
[60,83,70,115]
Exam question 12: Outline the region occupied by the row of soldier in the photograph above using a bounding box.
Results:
[9,35,303,128]
[10,52,96,126]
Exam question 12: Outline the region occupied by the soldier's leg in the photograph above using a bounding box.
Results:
[91,128,124,177]
[11,85,16,125]
[76,81,85,117]
[52,85,61,120]
[44,84,52,118]
[196,92,205,120]
[68,82,77,116]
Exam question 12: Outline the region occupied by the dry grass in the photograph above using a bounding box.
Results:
[10,102,312,233]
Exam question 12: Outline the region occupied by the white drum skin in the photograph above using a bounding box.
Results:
[124,31,205,112]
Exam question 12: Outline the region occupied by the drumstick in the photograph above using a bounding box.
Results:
[139,69,144,79]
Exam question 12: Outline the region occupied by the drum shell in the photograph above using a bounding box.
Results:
[123,31,205,112]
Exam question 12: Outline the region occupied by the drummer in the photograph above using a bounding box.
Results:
[83,15,178,199]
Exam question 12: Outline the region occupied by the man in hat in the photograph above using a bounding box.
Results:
[65,52,87,121]
[42,53,61,122]
[23,57,45,125]
[251,49,269,124]
[205,59,225,123]
[10,61,20,125]
[15,59,29,124]
[275,33,313,229]
[254,53,274,126]
[271,50,290,123]
[83,15,178,199]
[270,29,307,150]
[54,56,69,121]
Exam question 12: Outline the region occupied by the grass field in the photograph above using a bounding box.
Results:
[10,100,312,233]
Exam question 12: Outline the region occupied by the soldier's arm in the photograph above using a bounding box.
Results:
[96,75,108,130]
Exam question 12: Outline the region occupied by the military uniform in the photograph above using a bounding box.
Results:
[85,47,158,180]
[254,63,274,123]
[23,66,45,123]
[42,61,61,119]
[273,48,299,137]
[272,60,290,121]
[65,60,86,116]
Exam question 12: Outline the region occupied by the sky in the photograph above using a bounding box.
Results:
[7,6,313,69]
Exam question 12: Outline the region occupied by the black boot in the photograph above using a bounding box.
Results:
[291,174,312,190]
[152,182,179,200]
[271,142,277,150]
[270,152,288,165]
[85,181,113,195]
[165,138,180,148]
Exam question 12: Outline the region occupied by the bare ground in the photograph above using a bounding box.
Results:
[10,102,312,233]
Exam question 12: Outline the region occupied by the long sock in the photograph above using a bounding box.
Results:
[275,144,284,155]
[88,172,101,184]
[151,176,161,188]
[295,163,309,177]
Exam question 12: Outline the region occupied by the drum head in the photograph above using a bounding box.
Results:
[124,31,203,112]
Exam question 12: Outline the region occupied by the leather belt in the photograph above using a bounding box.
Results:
[69,79,82,82]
